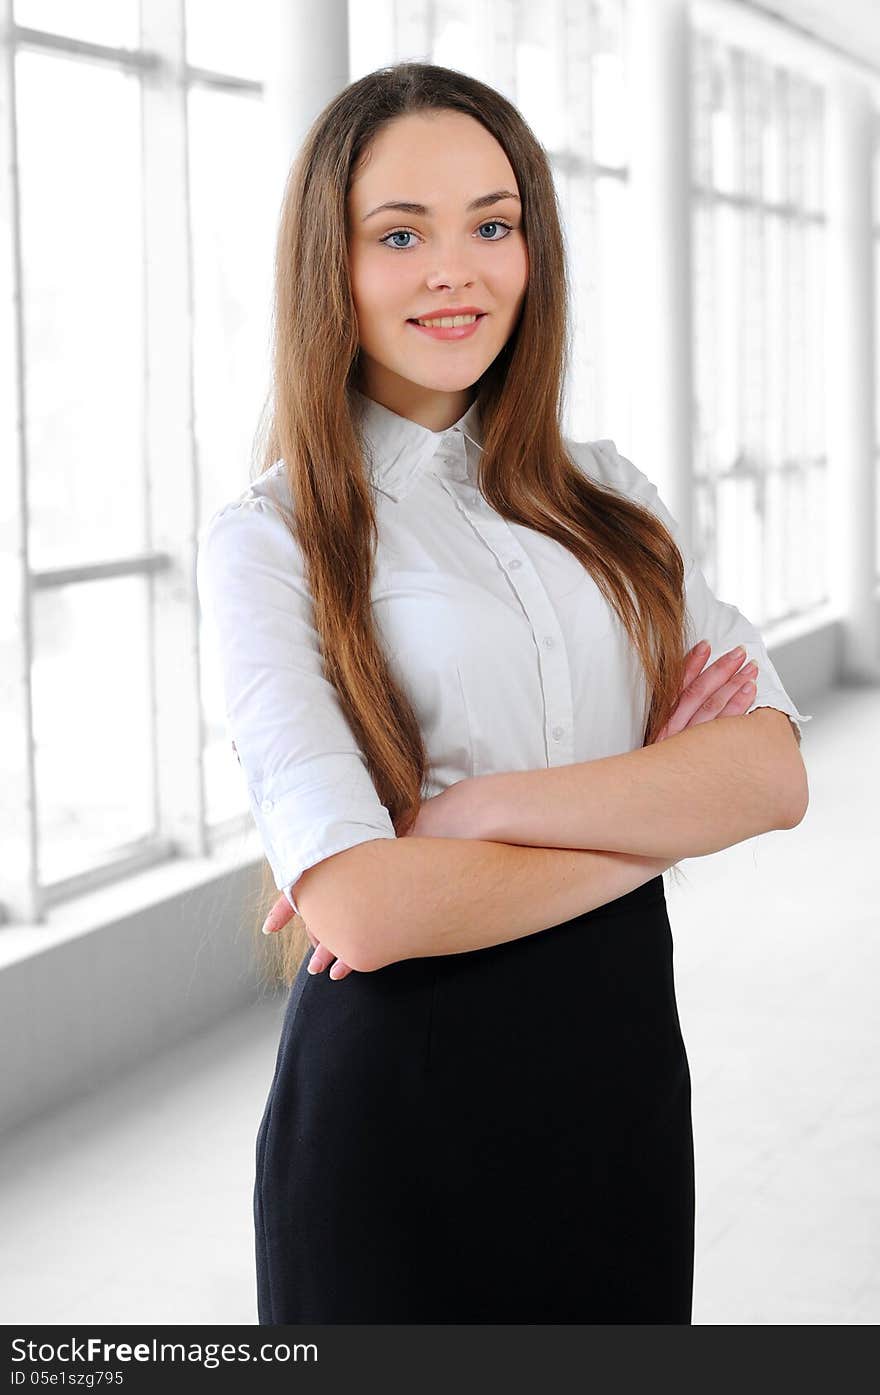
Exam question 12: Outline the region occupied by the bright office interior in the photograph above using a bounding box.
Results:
[0,0,878,1325]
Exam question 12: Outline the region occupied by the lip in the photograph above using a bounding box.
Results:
[410,305,485,318]
[406,312,487,342]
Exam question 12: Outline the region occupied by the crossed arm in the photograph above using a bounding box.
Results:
[265,643,809,961]
[435,705,807,863]
[292,702,807,973]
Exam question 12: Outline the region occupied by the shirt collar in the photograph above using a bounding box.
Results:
[350,387,484,501]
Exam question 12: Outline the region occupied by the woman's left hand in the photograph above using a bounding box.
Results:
[650,640,759,744]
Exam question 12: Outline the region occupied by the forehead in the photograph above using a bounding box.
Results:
[348,111,517,204]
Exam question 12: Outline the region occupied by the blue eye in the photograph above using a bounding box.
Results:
[379,219,514,250]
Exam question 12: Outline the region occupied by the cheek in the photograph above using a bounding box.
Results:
[351,247,406,310]
[481,239,529,312]
[505,237,529,294]
[349,252,407,350]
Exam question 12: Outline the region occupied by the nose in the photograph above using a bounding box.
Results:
[424,250,476,294]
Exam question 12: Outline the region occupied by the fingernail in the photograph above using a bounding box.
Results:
[733,646,746,659]
[260,918,272,935]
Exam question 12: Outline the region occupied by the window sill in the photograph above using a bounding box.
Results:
[0,828,272,1136]
[0,828,266,973]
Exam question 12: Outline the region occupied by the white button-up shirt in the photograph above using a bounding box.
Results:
[196,389,811,914]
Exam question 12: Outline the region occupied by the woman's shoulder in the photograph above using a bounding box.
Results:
[564,434,630,487]
[196,460,304,586]
[198,460,296,540]
[206,458,290,521]
[564,435,660,508]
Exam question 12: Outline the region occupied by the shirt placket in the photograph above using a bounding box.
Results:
[434,429,575,769]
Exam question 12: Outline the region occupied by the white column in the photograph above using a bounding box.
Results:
[141,1,206,868]
[626,0,695,551]
[825,76,879,678]
[265,0,351,191]
[0,0,38,921]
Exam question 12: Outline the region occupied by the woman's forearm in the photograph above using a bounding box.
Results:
[466,708,807,862]
[310,837,674,972]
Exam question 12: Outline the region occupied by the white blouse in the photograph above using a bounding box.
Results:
[196,389,811,915]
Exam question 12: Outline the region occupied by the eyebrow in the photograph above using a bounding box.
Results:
[361,189,521,222]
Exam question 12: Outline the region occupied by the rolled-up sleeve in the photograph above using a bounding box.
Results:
[196,494,397,915]
[590,440,813,743]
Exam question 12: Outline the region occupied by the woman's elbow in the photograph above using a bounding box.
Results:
[780,764,810,829]
[294,840,396,973]
[749,708,809,830]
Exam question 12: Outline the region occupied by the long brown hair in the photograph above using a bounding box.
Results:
[250,61,689,988]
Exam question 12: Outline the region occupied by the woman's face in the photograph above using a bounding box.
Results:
[346,109,529,431]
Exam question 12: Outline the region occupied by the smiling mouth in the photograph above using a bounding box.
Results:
[405,314,488,344]
[407,313,486,328]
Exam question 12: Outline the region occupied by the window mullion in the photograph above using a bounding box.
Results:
[0,0,40,923]
[141,0,206,865]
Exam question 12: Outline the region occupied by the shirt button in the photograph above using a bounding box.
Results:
[552,726,565,741]
[543,635,555,648]
[261,798,274,813]
[508,559,522,570]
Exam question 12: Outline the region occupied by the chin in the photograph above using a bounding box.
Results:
[412,373,486,395]
[393,355,489,386]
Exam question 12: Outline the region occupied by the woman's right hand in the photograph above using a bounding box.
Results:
[303,926,350,977]
[651,640,758,744]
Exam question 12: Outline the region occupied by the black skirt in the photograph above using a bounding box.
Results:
[254,874,695,1324]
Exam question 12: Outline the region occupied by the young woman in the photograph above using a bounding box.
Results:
[197,62,810,1325]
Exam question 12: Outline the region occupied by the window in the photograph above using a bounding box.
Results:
[2,2,272,922]
[874,125,880,580]
[349,0,630,440]
[691,33,828,625]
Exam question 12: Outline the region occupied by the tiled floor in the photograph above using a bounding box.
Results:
[0,683,876,1325]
